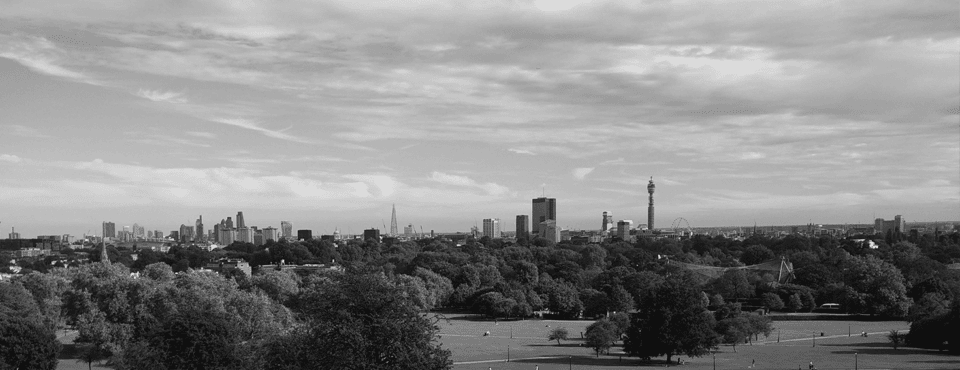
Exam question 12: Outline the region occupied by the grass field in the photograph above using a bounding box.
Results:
[435,314,958,370]
[54,314,954,369]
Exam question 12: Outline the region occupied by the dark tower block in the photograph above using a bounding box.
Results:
[647,177,655,231]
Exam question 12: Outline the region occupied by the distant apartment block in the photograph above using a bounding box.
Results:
[539,219,559,243]
[617,220,633,241]
[482,218,501,239]
[263,227,279,242]
[875,215,906,236]
[297,229,313,241]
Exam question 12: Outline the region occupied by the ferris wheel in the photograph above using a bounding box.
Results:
[671,217,692,236]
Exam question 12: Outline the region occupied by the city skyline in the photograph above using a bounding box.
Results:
[0,1,957,236]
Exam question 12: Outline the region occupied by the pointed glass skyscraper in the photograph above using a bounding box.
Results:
[390,204,399,236]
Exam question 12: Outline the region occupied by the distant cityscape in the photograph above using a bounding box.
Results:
[2,178,957,261]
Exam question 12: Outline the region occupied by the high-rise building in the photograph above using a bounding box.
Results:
[170,230,179,241]
[516,215,529,239]
[404,224,414,236]
[219,228,236,246]
[195,216,204,242]
[539,220,559,243]
[482,218,501,239]
[281,221,293,238]
[531,197,557,235]
[617,220,633,241]
[263,227,279,242]
[179,224,196,243]
[225,217,234,229]
[104,222,116,238]
[602,211,613,232]
[875,215,906,236]
[390,204,399,237]
[236,227,254,243]
[132,223,145,239]
[8,227,20,240]
[297,230,313,240]
[236,212,246,229]
[647,177,656,231]
[212,223,221,243]
[154,230,163,240]
[363,228,380,241]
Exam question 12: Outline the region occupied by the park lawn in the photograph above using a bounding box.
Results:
[438,315,958,370]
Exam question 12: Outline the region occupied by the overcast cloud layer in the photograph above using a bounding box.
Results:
[0,0,957,236]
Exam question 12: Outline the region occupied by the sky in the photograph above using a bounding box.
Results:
[0,0,957,237]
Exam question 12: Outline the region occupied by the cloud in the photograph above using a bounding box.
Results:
[5,125,52,139]
[572,167,594,180]
[429,171,510,196]
[211,117,314,144]
[0,154,23,163]
[186,131,216,139]
[136,89,186,103]
[509,148,536,155]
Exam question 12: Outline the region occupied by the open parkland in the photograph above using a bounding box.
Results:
[436,313,957,370]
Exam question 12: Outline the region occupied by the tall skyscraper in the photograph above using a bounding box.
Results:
[647,177,656,231]
[236,212,245,229]
[8,227,20,239]
[195,216,204,242]
[390,204,399,237]
[531,197,557,235]
[602,211,613,231]
[482,218,501,239]
[225,217,234,229]
[515,215,529,239]
[104,222,116,238]
[281,221,293,238]
[212,223,221,243]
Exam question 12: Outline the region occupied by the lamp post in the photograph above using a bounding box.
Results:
[713,350,717,370]
[855,352,858,370]
[812,332,816,347]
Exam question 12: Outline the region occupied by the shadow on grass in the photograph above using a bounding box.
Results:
[512,355,675,367]
[908,359,960,364]
[830,347,951,356]
[821,342,896,348]
[58,343,79,360]
[527,341,586,348]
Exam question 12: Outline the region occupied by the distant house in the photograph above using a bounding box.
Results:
[203,258,252,277]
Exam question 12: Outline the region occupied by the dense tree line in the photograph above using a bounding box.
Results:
[2,230,958,367]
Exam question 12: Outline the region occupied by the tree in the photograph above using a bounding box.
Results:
[548,282,584,319]
[585,319,618,357]
[475,292,515,319]
[888,330,903,350]
[250,269,301,305]
[741,245,775,266]
[716,316,749,352]
[843,255,912,317]
[624,271,719,362]
[761,292,784,311]
[548,327,569,345]
[711,270,754,301]
[268,273,452,369]
[0,315,61,370]
[787,294,803,312]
